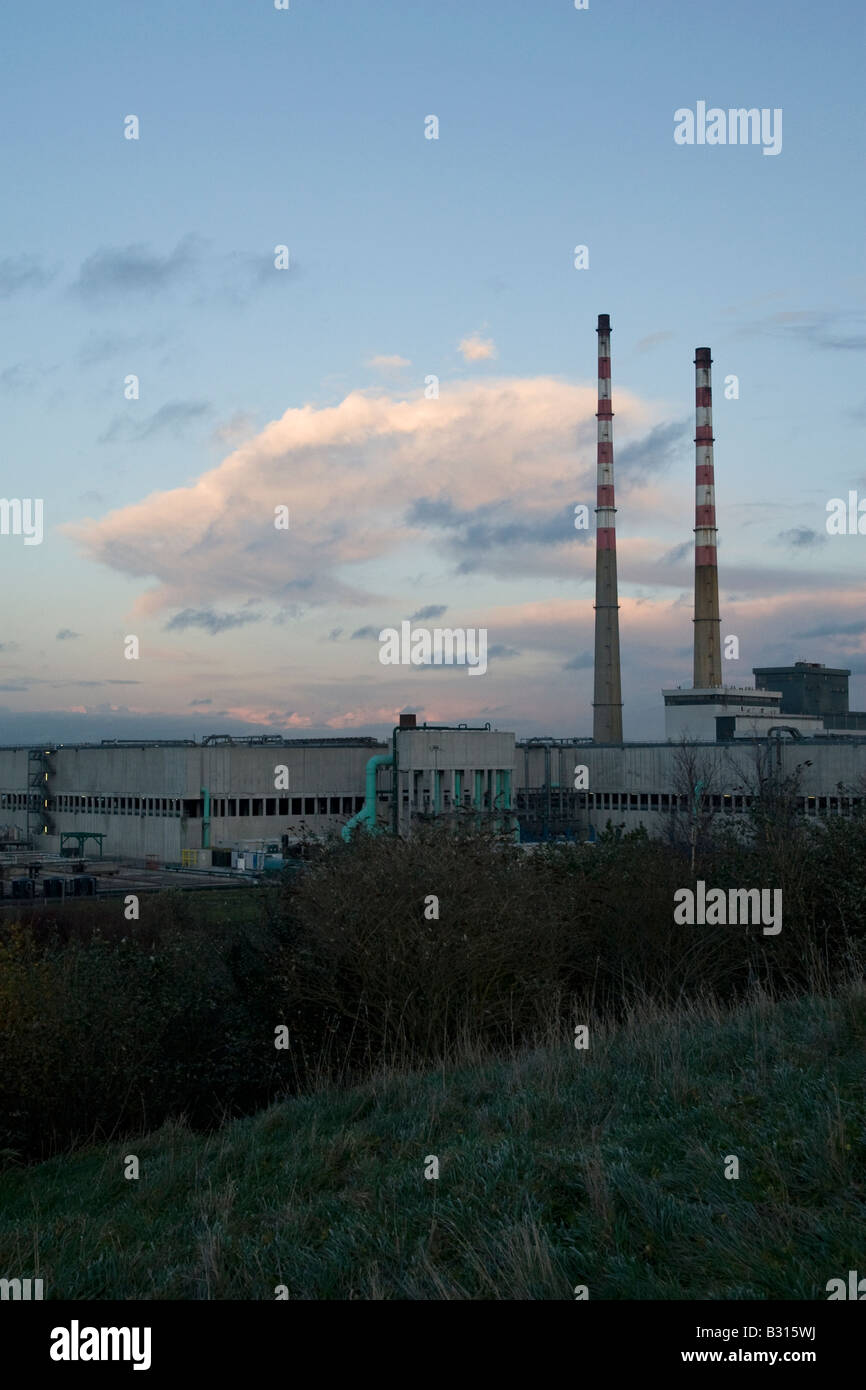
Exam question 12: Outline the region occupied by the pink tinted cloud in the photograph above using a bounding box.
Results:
[64,378,655,616]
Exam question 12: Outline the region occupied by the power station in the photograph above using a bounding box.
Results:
[2,317,864,874]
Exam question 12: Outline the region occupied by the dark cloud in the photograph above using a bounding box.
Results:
[73,236,201,301]
[327,628,343,641]
[743,310,866,353]
[408,496,580,552]
[658,540,692,566]
[0,255,53,298]
[78,329,169,367]
[795,618,866,639]
[0,363,36,393]
[99,400,211,444]
[56,629,80,641]
[616,419,690,478]
[408,604,448,621]
[189,698,212,706]
[487,644,520,660]
[0,683,28,691]
[634,330,674,354]
[350,625,379,640]
[164,609,264,635]
[777,527,826,549]
[563,651,593,671]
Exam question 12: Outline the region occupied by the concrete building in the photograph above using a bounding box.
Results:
[754,662,866,732]
[662,687,823,742]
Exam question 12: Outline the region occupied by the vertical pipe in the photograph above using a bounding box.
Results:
[693,347,722,687]
[593,313,624,742]
[201,786,210,849]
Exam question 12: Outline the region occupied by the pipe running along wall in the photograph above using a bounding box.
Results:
[341,752,394,841]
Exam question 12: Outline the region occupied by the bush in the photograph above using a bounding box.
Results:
[0,890,290,1163]
[275,824,865,1081]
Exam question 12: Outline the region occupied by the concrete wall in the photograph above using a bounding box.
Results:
[2,733,865,857]
[517,738,866,838]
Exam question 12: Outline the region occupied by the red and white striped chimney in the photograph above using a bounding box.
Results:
[592,313,623,742]
[693,346,722,687]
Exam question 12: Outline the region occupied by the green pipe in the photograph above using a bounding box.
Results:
[201,786,210,849]
[454,769,462,811]
[342,752,394,841]
[433,770,442,816]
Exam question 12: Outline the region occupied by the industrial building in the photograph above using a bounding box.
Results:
[1,317,864,868]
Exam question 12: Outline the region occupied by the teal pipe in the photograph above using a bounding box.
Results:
[342,753,394,841]
[201,785,210,849]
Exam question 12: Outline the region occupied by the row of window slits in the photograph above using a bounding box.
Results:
[0,794,366,818]
[515,791,863,814]
[4,790,862,817]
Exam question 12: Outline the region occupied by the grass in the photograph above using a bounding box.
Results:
[1,983,864,1300]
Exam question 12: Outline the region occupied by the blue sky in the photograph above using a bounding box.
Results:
[1,0,864,742]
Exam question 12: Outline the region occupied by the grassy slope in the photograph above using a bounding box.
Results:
[1,988,864,1300]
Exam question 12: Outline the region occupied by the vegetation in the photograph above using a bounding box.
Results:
[1,813,865,1164]
[0,985,863,1299]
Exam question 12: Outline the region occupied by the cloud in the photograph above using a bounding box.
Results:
[459,334,497,362]
[0,363,36,393]
[367,354,411,368]
[408,605,448,621]
[777,527,826,549]
[211,411,257,446]
[634,330,674,354]
[0,255,53,299]
[0,642,20,652]
[164,609,264,635]
[78,329,169,366]
[487,644,520,659]
[73,236,200,301]
[189,697,212,706]
[616,419,690,478]
[743,309,866,353]
[795,618,866,639]
[65,376,654,614]
[659,540,692,566]
[407,497,585,557]
[350,626,379,640]
[563,650,593,670]
[327,628,343,641]
[99,400,211,444]
[56,629,80,641]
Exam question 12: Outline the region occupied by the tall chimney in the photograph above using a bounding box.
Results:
[693,346,722,687]
[592,313,623,743]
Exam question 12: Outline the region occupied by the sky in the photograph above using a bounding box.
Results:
[0,0,864,744]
